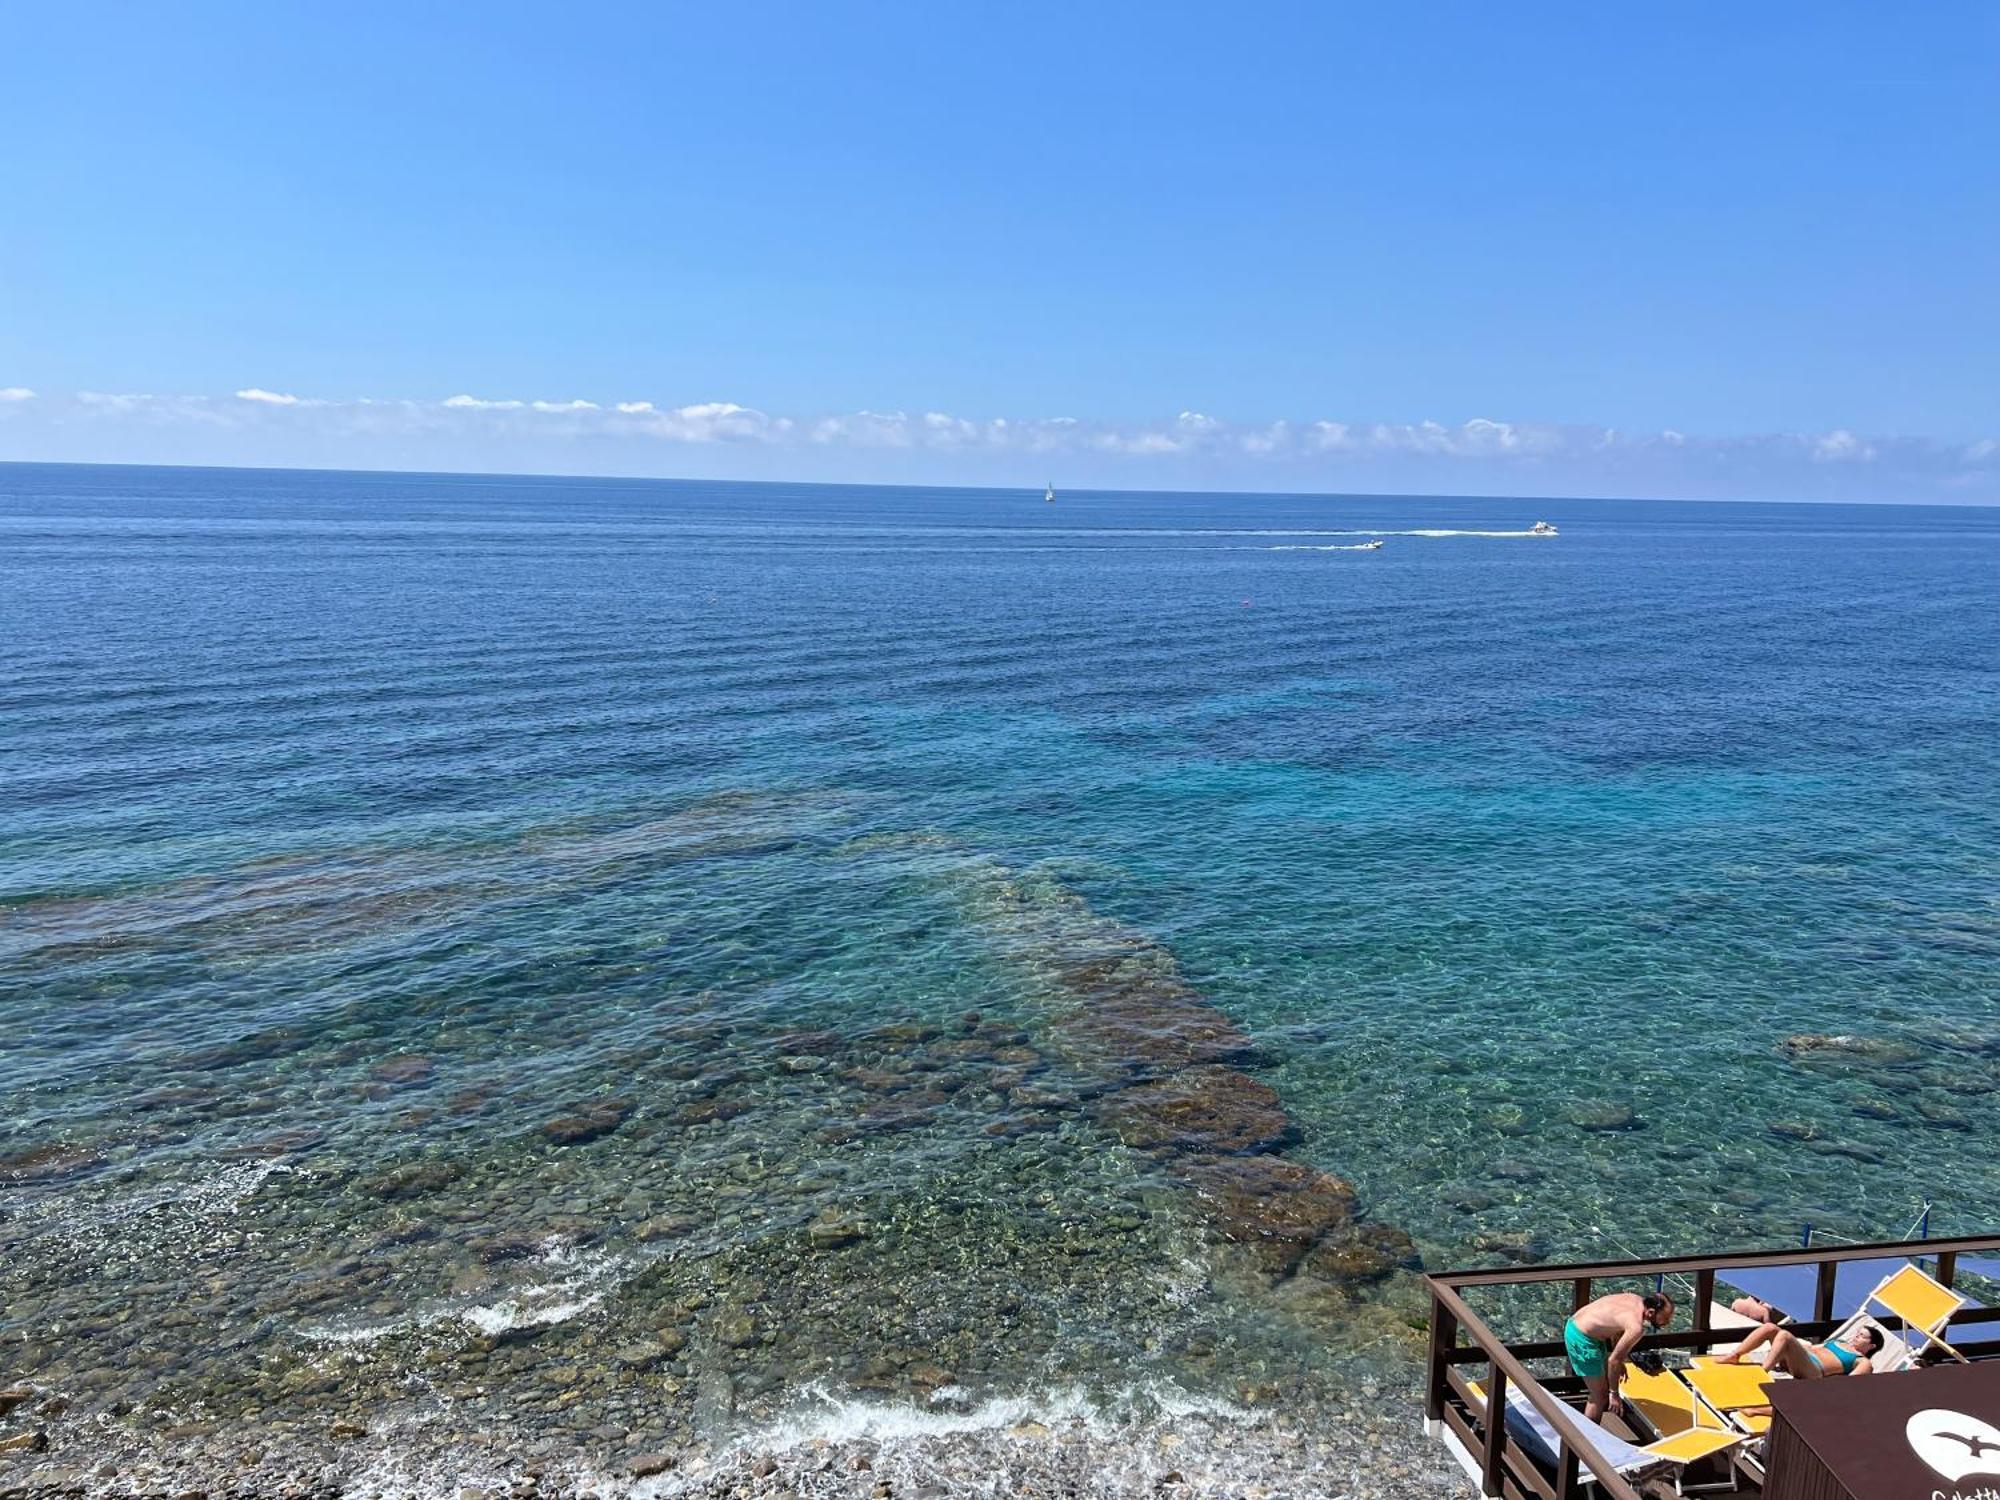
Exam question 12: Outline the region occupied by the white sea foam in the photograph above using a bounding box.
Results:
[300,1237,626,1347]
[733,1379,1258,1452]
[1264,542,1383,551]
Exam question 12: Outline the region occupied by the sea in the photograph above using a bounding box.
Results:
[3,462,1997,1482]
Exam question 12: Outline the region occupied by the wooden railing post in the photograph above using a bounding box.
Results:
[1694,1268,1715,1334]
[1482,1362,1508,1497]
[1427,1291,1457,1422]
[1938,1251,1959,1288]
[1572,1277,1592,1311]
[1556,1438,1581,1500]
[1814,1258,1836,1322]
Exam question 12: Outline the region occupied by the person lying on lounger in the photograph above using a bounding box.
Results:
[1567,1290,1675,1422]
[1716,1322,1884,1377]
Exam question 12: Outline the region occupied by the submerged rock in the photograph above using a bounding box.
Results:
[1300,1223,1421,1283]
[1779,1033,1921,1069]
[1097,1066,1292,1155]
[371,1054,435,1085]
[1177,1154,1359,1273]
[541,1098,632,1145]
[1766,1118,1824,1143]
[1563,1100,1640,1132]
[806,1211,868,1250]
[0,1142,105,1184]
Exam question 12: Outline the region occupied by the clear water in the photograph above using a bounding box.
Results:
[3,463,1997,1467]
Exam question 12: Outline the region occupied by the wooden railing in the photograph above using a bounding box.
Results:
[1423,1232,2000,1500]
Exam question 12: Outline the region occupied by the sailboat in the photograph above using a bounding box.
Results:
[1044,481,1056,504]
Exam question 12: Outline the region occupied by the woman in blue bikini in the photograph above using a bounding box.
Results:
[1716,1321,1884,1378]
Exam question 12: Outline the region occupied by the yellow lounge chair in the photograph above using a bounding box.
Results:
[1577,1368,1749,1493]
[1682,1360,1778,1411]
[1865,1262,1969,1362]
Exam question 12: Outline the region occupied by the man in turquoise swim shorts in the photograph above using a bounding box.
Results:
[1566,1290,1674,1422]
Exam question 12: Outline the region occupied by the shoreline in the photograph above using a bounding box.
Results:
[0,1382,1470,1499]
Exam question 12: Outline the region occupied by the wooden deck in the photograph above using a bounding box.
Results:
[1423,1233,2000,1499]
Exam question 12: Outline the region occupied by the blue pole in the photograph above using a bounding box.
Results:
[1801,1223,1813,1249]
[1919,1204,1932,1240]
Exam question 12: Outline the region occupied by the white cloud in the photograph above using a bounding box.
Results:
[6,386,1994,501]
[1811,428,1875,463]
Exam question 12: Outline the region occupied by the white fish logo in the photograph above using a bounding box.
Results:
[1907,1408,2000,1482]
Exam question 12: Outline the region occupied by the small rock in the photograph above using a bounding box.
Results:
[1563,1099,1640,1132]
[751,1456,777,1478]
[371,1054,434,1085]
[0,1389,31,1418]
[0,1430,48,1454]
[806,1211,868,1250]
[540,1098,631,1145]
[329,1419,367,1439]
[1915,1098,1972,1131]
[629,1454,675,1479]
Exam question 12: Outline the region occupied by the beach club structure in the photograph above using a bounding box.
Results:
[1424,1231,2000,1500]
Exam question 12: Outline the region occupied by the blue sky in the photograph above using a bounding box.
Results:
[1,2,1995,499]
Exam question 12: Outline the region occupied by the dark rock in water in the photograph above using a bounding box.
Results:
[1097,1065,1292,1155]
[866,1021,943,1047]
[1176,1154,1358,1272]
[179,1025,313,1070]
[806,1210,868,1249]
[926,1037,996,1065]
[221,1127,324,1159]
[1491,1160,1545,1182]
[1052,987,1259,1079]
[674,1097,750,1128]
[540,1098,631,1145]
[629,1454,675,1479]
[613,1341,671,1370]
[1564,1100,1640,1132]
[1807,1139,1888,1164]
[0,1388,32,1417]
[0,1429,48,1454]
[329,1420,366,1439]
[1779,1033,1921,1069]
[1914,1097,1972,1131]
[0,1142,105,1184]
[1470,1229,1543,1262]
[1851,1098,1899,1120]
[1767,1118,1824,1143]
[1483,1106,1532,1137]
[1915,1065,1997,1096]
[1935,1026,2000,1056]
[1299,1223,1421,1283]
[366,1160,458,1198]
[1448,1188,1499,1213]
[370,1053,434,1086]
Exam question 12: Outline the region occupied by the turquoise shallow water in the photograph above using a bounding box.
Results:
[2,462,1997,1467]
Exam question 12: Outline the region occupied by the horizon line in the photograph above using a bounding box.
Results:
[5,455,1995,514]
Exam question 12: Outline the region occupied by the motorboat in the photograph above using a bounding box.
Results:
[1530,520,1558,536]
[1360,539,1383,550]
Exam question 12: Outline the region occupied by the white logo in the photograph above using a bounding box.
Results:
[1907,1408,2000,1482]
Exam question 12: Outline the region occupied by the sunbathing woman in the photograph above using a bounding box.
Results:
[1716,1322,1883,1378]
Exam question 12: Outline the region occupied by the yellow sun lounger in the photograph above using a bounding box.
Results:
[1866,1262,1970,1361]
[1682,1360,1779,1411]
[1473,1375,1744,1494]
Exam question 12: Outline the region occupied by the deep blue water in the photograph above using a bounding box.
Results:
[2,462,1997,1458]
